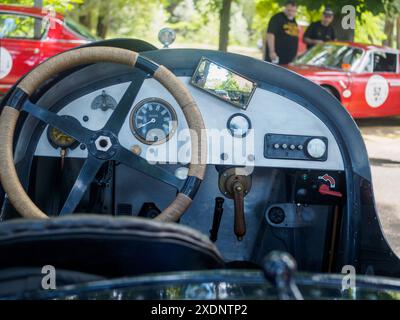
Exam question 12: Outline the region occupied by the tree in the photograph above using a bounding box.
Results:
[219,0,232,51]
[2,0,82,11]
[74,0,163,39]
[383,18,394,46]
[96,0,111,39]
[296,0,378,41]
[397,16,400,49]
[382,0,400,48]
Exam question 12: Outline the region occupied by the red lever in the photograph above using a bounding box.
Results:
[318,184,343,198]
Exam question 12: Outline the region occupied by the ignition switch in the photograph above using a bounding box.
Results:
[218,167,252,241]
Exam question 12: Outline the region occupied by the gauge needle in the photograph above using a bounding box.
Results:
[137,118,156,129]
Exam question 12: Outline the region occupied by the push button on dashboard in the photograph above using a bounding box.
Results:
[306,138,327,159]
[264,134,328,161]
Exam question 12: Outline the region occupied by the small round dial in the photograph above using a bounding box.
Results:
[306,138,327,159]
[130,98,177,144]
[227,114,251,138]
[47,116,79,149]
[91,90,117,111]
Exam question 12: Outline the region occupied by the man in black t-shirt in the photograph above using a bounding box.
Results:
[265,0,299,65]
[303,8,336,49]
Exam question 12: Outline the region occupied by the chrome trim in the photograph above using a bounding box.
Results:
[45,39,89,44]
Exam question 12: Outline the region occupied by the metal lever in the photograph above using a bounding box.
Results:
[209,197,225,242]
[318,184,343,198]
[218,167,252,241]
[233,181,246,240]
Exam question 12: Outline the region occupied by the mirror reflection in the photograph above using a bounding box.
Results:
[191,58,256,109]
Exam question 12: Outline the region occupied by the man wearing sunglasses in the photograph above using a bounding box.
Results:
[303,8,336,49]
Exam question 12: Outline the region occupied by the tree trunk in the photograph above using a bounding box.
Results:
[331,13,355,41]
[79,11,92,30]
[96,3,110,39]
[397,16,400,49]
[218,0,232,52]
[383,18,394,47]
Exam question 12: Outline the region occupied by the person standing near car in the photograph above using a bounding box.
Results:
[265,0,299,65]
[303,8,336,49]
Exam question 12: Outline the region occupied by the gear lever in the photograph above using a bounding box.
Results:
[232,181,246,240]
[218,168,252,241]
[262,251,303,300]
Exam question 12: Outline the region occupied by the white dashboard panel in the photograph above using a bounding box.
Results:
[34,77,344,171]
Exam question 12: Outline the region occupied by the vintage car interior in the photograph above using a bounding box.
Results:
[0,39,400,299]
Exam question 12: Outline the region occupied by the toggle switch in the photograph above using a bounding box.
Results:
[318,184,343,198]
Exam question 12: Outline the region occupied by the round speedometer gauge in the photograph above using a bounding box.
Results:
[130,98,177,145]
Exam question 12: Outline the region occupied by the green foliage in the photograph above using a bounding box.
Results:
[215,73,241,91]
[355,11,387,44]
[107,0,168,44]
[1,0,83,13]
[2,0,398,48]
[294,0,386,16]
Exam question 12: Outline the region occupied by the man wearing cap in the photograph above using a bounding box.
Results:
[303,8,336,49]
[265,0,299,65]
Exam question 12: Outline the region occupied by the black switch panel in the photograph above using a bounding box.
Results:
[294,170,345,205]
[264,133,328,161]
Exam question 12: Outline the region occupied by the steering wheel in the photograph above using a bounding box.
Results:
[0,47,207,221]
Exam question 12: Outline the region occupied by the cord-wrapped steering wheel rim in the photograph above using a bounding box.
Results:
[0,46,207,221]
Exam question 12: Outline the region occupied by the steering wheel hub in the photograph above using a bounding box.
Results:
[88,131,119,160]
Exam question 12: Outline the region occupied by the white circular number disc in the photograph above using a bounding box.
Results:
[365,75,389,108]
[0,47,13,79]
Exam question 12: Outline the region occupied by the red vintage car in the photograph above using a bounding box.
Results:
[287,42,400,118]
[0,4,96,96]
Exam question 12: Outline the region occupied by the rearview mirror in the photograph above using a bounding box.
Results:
[190,57,257,109]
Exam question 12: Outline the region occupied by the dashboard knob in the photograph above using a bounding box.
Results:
[306,138,326,159]
[268,207,285,224]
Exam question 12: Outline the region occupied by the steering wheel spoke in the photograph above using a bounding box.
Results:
[114,147,184,190]
[23,100,90,143]
[103,74,146,134]
[59,156,105,215]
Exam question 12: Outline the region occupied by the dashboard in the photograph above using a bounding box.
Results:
[30,76,344,172]
[1,47,384,275]
[0,45,396,279]
[9,51,351,265]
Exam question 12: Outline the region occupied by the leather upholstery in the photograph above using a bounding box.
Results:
[0,215,224,277]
